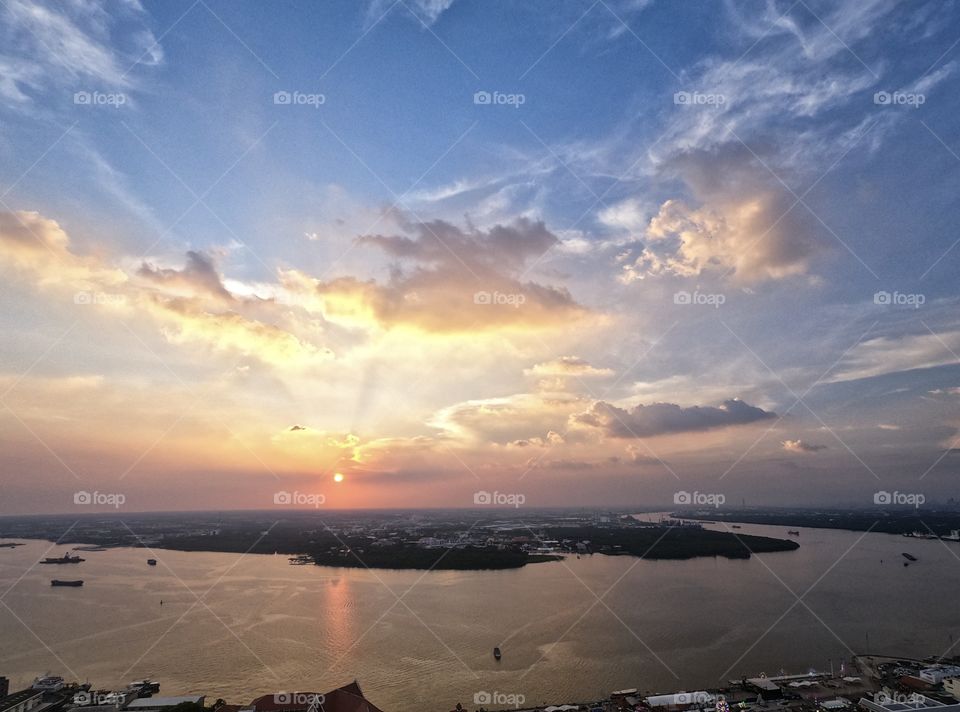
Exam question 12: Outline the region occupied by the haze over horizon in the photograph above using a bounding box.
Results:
[2,0,960,515]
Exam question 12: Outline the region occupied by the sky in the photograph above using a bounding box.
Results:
[1,0,959,514]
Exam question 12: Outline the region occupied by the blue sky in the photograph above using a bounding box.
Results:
[1,0,960,513]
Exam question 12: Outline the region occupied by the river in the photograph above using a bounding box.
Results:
[0,516,956,711]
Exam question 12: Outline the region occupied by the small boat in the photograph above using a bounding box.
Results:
[74,545,108,552]
[902,552,918,562]
[147,559,157,566]
[787,531,800,536]
[40,553,85,564]
[731,525,742,529]
[51,580,84,587]
[0,542,25,548]
[493,647,502,660]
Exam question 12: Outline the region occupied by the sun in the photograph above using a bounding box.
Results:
[333,472,345,483]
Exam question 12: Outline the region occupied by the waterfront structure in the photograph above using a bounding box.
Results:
[127,696,205,711]
[944,678,960,702]
[0,690,42,712]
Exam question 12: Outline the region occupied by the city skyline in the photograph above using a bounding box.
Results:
[2,0,960,513]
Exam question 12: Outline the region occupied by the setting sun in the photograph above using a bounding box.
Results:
[333,473,345,483]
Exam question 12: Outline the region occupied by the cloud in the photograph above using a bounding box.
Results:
[782,439,827,453]
[365,0,455,27]
[830,330,960,383]
[288,217,589,334]
[430,392,589,445]
[572,398,776,439]
[146,296,334,368]
[138,251,234,302]
[525,356,614,378]
[0,210,125,288]
[0,0,161,107]
[616,146,824,283]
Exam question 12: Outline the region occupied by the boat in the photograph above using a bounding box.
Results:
[493,647,502,660]
[147,559,157,566]
[902,552,918,562]
[74,545,108,552]
[0,542,25,548]
[731,525,742,529]
[39,553,85,564]
[787,531,800,536]
[51,580,84,587]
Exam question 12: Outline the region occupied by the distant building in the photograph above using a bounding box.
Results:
[919,667,960,685]
[0,678,9,699]
[126,696,205,711]
[860,694,960,712]
[30,677,64,692]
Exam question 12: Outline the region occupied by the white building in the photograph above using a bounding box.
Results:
[919,667,960,685]
[944,678,960,701]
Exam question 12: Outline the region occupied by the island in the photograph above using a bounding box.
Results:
[0,508,799,571]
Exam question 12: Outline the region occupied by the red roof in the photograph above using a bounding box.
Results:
[248,682,386,712]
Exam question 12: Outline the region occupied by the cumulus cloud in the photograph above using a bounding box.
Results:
[616,146,824,283]
[782,439,827,453]
[0,210,125,288]
[0,211,337,369]
[287,217,588,334]
[572,398,775,439]
[138,251,234,302]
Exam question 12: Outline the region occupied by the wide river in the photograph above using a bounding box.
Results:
[1,516,957,712]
